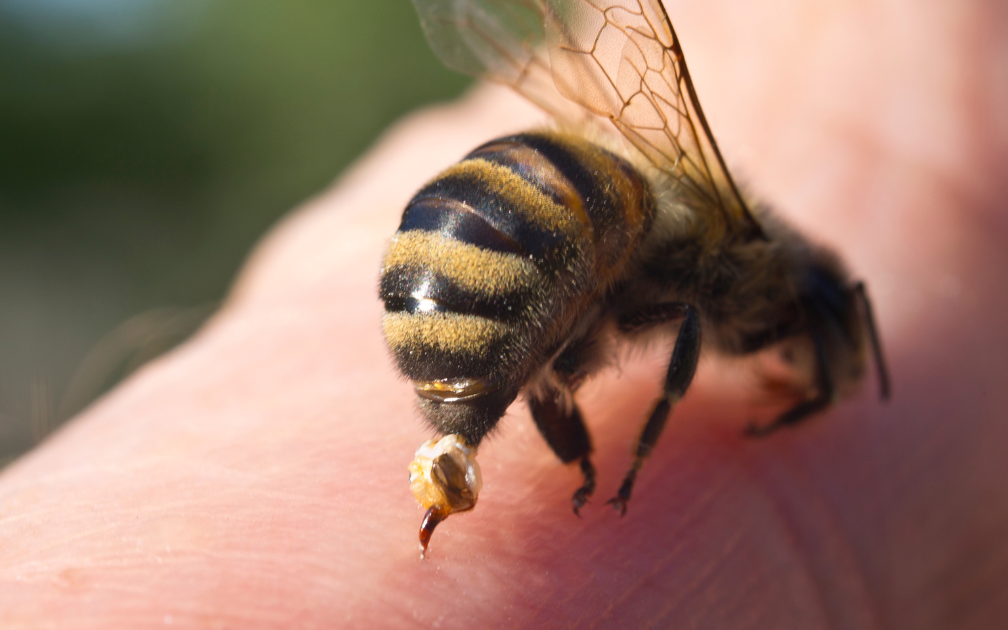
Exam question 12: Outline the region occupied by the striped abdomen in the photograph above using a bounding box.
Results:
[380,132,652,442]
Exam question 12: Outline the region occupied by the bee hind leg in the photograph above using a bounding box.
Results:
[527,383,596,516]
[609,303,701,516]
[745,331,834,437]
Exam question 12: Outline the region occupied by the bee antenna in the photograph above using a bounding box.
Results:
[852,282,891,400]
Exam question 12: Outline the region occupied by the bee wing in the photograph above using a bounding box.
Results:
[412,0,763,239]
[411,0,595,124]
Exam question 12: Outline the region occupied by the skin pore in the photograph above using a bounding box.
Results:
[1,0,1007,627]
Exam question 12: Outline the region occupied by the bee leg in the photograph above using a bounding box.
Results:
[853,282,891,400]
[609,304,701,516]
[527,383,595,516]
[745,332,834,437]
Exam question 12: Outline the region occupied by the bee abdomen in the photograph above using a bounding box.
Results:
[380,132,652,386]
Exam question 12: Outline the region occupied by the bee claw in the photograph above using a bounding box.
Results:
[570,459,596,518]
[606,497,628,517]
[572,491,591,517]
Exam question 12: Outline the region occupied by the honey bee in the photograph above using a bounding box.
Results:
[381,0,890,556]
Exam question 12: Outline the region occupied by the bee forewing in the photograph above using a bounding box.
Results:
[544,0,761,238]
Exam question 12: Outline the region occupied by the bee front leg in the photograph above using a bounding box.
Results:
[609,303,701,515]
[527,384,596,516]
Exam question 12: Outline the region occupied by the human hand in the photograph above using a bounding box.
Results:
[1,0,1006,627]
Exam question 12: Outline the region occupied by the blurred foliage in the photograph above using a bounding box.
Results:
[0,0,469,463]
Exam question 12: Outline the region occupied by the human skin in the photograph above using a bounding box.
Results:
[1,0,1007,628]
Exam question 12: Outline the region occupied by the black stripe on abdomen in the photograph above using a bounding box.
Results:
[398,197,523,256]
[468,133,623,235]
[380,264,537,322]
[408,167,575,267]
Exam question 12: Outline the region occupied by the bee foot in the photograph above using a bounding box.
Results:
[606,470,635,516]
[570,456,596,518]
[605,496,628,517]
[571,488,592,517]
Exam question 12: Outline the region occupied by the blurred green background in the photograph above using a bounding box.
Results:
[0,0,468,465]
